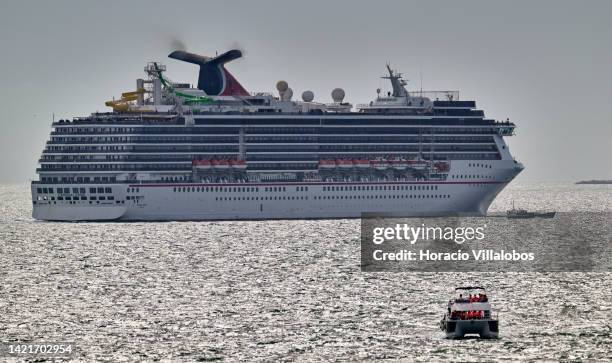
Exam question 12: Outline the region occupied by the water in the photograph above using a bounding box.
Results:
[0,183,610,361]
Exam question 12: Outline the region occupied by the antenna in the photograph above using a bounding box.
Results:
[419,65,423,96]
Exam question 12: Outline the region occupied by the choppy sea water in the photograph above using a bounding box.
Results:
[0,183,610,362]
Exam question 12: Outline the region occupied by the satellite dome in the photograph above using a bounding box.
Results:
[276,80,288,93]
[302,90,314,102]
[331,88,345,103]
[283,87,293,100]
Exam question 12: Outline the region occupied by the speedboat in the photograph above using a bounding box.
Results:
[439,286,499,339]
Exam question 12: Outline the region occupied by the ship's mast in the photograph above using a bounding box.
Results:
[382,64,409,98]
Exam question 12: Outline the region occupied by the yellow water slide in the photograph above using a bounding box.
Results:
[105,88,146,112]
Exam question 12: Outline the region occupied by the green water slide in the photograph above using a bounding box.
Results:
[153,63,213,104]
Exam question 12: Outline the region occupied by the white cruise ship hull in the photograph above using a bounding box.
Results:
[32,160,522,221]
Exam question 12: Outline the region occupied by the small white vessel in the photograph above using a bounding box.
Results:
[439,286,499,339]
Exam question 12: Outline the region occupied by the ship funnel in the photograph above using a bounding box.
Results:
[168,49,249,96]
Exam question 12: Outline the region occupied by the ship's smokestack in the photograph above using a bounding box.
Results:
[168,49,249,96]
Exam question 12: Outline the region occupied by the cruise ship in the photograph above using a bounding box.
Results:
[31,49,523,221]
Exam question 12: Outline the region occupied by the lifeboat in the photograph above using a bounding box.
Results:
[337,159,354,168]
[354,159,370,168]
[193,159,211,169]
[230,159,247,170]
[371,158,388,170]
[213,159,230,169]
[318,159,336,169]
[389,157,408,170]
[408,159,429,170]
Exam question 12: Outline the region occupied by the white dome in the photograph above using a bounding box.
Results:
[331,88,345,103]
[276,80,288,93]
[301,90,314,102]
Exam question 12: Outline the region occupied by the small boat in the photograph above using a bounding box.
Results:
[440,286,499,339]
[507,202,556,219]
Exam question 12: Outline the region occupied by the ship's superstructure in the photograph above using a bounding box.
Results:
[32,49,523,221]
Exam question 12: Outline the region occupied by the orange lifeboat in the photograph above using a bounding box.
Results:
[230,159,247,170]
[193,159,211,169]
[216,159,230,169]
[371,158,388,170]
[408,158,429,170]
[318,159,336,169]
[354,158,370,168]
[389,157,408,170]
[338,159,353,169]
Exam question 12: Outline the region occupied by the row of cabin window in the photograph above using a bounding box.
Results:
[37,187,112,194]
[468,163,492,168]
[37,195,115,201]
[40,176,116,183]
[216,196,309,201]
[451,175,494,180]
[173,186,294,193]
[314,194,451,200]
[323,185,439,192]
[172,185,440,193]
[212,194,451,202]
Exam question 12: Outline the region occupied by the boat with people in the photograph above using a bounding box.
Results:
[439,286,499,339]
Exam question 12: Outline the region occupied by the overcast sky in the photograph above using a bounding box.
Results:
[1,0,611,183]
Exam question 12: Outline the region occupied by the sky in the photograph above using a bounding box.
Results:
[0,0,611,183]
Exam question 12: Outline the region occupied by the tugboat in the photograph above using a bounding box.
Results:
[439,287,499,339]
[506,202,556,219]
